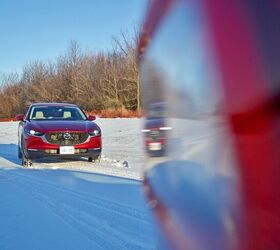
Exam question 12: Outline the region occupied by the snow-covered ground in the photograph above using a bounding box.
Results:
[0,119,157,250]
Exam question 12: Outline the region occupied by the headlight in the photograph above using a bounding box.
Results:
[141,129,151,133]
[89,129,101,136]
[25,129,44,136]
[159,126,172,131]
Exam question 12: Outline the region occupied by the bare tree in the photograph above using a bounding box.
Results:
[112,29,140,113]
[0,33,140,118]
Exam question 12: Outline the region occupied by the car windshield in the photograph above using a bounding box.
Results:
[29,106,87,121]
[147,105,167,119]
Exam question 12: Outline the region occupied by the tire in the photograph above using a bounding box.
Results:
[89,155,101,163]
[18,145,22,159]
[22,152,32,167]
[93,155,101,163]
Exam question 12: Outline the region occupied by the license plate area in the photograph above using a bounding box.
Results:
[149,143,162,151]
[59,146,75,155]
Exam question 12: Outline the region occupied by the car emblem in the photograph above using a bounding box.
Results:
[63,132,72,140]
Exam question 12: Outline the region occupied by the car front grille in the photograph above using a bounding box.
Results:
[45,132,89,146]
[150,130,160,141]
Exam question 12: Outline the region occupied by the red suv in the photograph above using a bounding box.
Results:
[16,103,102,167]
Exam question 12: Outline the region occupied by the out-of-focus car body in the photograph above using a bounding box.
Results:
[142,103,170,156]
[16,103,102,167]
[139,1,280,249]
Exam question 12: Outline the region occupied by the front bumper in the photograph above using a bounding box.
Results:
[26,148,102,159]
[145,140,167,157]
[23,134,102,159]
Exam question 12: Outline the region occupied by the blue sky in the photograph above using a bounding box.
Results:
[0,0,147,75]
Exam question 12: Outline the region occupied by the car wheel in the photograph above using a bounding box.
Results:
[89,155,101,163]
[93,155,101,163]
[18,145,22,159]
[22,154,32,167]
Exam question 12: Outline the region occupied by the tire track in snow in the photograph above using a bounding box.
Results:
[0,169,154,249]
[3,169,150,223]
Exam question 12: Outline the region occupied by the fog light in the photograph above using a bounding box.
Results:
[45,149,58,154]
[75,149,88,153]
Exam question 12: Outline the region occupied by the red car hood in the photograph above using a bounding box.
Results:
[29,120,99,133]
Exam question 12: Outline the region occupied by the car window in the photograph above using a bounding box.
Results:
[29,106,87,121]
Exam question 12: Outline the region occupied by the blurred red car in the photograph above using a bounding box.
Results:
[142,103,171,156]
[16,103,102,167]
[139,0,280,250]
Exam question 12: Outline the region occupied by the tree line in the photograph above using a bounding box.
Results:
[0,34,139,119]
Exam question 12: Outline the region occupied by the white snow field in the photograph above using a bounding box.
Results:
[0,119,157,250]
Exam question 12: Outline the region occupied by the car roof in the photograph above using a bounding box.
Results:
[31,102,78,107]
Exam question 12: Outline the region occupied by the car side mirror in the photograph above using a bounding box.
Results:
[16,114,25,121]
[88,115,96,121]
